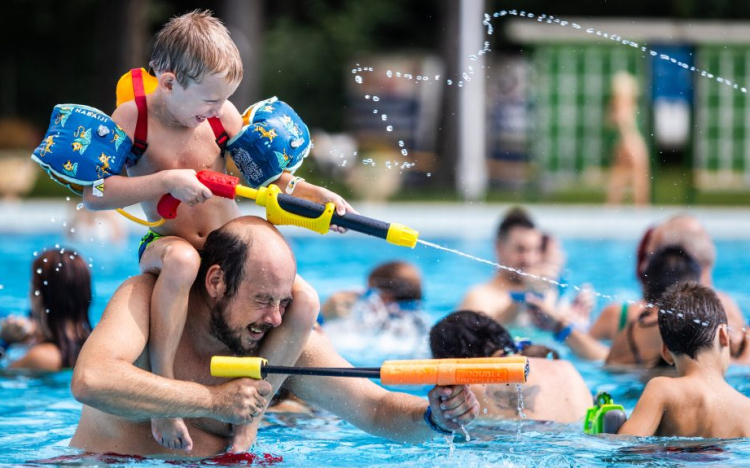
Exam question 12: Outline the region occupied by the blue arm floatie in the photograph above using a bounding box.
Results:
[226,97,311,189]
[31,104,135,194]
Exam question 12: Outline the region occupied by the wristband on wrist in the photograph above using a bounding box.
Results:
[424,406,453,435]
[285,176,305,195]
[554,323,574,342]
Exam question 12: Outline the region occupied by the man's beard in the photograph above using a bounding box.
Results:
[209,297,261,356]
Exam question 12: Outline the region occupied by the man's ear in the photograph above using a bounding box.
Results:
[205,264,226,299]
[718,324,730,348]
[158,72,176,92]
[661,342,675,366]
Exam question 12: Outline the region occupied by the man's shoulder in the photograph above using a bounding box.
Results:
[111,274,157,304]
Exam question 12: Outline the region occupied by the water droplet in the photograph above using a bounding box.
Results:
[36,268,42,274]
[351,68,357,74]
[65,196,70,201]
[435,75,441,80]
[381,114,388,121]
[365,95,371,99]
[43,258,48,263]
[43,280,48,285]
[55,244,60,249]
[50,217,55,223]
[398,140,405,147]
[396,72,402,77]
[458,81,464,87]
[355,76,363,84]
[372,96,380,102]
[401,149,408,156]
[498,10,507,16]
[405,74,413,80]
[373,109,378,114]
[469,55,478,61]
[385,161,392,169]
[386,70,393,78]
[427,173,432,177]
[386,126,393,132]
[447,79,453,85]
[33,251,38,257]
[34,290,40,296]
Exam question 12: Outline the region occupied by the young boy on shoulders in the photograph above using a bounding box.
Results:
[618,281,750,438]
[81,10,351,452]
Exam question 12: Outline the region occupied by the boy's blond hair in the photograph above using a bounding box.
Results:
[150,9,243,87]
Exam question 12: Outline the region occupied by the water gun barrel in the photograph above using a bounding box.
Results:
[210,356,529,386]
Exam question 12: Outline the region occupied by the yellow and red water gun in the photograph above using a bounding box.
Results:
[156,170,419,248]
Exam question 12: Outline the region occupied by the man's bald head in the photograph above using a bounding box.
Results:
[648,215,716,270]
[194,216,296,299]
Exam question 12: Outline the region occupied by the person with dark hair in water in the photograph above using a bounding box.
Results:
[459,207,590,327]
[430,310,591,423]
[618,282,750,437]
[529,246,704,368]
[0,248,92,370]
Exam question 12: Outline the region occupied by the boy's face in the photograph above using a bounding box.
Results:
[162,72,239,128]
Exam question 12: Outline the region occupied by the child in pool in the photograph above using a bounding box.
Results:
[82,10,352,452]
[618,281,750,438]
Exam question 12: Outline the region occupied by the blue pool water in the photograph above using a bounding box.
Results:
[1,231,750,467]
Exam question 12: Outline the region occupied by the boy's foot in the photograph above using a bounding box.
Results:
[228,423,255,453]
[151,417,193,451]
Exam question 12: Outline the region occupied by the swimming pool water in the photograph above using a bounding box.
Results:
[1,231,750,467]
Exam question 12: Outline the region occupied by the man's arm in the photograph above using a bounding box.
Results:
[71,275,267,424]
[285,330,478,444]
[617,378,667,437]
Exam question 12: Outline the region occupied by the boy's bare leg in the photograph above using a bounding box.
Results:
[229,275,319,452]
[140,237,201,451]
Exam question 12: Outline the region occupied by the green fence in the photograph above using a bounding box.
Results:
[694,46,750,190]
[531,44,647,191]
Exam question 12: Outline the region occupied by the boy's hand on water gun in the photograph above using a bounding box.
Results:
[298,183,357,233]
[163,169,213,207]
[427,385,479,432]
[0,315,36,344]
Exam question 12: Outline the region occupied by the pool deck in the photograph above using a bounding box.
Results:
[4,199,750,240]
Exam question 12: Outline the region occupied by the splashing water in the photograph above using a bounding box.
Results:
[516,384,527,419]
[416,239,718,329]
[458,423,471,442]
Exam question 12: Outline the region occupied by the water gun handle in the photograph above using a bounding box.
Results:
[156,171,240,219]
[276,195,389,238]
[157,194,181,219]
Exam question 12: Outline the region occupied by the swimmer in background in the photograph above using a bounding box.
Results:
[0,248,92,371]
[459,207,592,328]
[605,71,650,206]
[430,310,592,424]
[528,246,703,368]
[321,261,428,335]
[618,282,750,437]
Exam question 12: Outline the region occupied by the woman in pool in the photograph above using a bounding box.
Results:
[0,248,92,370]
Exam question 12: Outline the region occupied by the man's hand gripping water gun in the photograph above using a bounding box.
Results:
[156,170,419,248]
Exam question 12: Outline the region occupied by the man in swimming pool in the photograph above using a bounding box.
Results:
[70,217,478,457]
[618,281,750,438]
[459,207,588,327]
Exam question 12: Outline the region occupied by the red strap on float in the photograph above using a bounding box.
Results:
[131,68,149,156]
[208,117,229,150]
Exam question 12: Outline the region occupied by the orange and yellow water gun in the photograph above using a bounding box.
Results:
[155,170,419,248]
[211,356,529,385]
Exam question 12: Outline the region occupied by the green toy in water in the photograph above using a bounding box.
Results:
[584,392,627,434]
